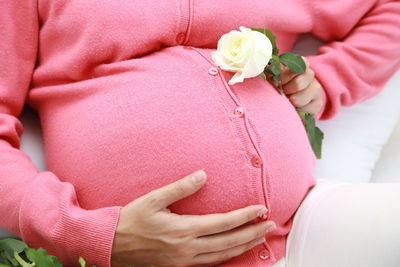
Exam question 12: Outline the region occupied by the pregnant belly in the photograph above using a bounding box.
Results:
[33,46,316,222]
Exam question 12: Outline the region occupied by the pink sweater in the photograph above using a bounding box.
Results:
[1,1,399,266]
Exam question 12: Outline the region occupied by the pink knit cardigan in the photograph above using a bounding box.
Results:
[1,1,399,266]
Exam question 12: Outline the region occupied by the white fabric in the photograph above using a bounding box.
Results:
[312,72,400,183]
[293,34,400,184]
[275,179,400,267]
[271,258,286,267]
[371,119,400,183]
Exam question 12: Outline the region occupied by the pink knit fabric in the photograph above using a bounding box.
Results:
[1,1,399,266]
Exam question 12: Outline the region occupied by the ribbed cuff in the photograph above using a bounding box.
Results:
[18,171,123,267]
[50,205,122,267]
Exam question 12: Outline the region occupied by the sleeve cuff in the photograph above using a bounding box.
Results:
[19,171,123,267]
[50,205,122,267]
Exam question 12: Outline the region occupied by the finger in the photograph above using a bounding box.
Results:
[287,80,318,108]
[288,80,321,108]
[144,170,207,210]
[296,97,323,115]
[194,220,276,253]
[279,65,299,85]
[191,234,268,265]
[302,56,310,69]
[282,67,314,94]
[185,205,268,236]
[279,56,309,86]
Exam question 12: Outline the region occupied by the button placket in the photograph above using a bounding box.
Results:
[175,0,191,45]
[191,48,271,232]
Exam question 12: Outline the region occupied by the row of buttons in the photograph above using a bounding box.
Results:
[206,66,262,169]
[176,21,270,259]
[206,57,268,260]
[178,25,269,261]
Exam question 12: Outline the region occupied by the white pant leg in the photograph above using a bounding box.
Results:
[283,179,400,267]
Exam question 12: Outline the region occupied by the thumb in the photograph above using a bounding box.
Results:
[146,170,207,211]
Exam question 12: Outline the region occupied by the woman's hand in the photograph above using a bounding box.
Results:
[279,57,323,115]
[111,170,276,267]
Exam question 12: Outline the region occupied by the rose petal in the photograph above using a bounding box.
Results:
[229,71,245,85]
[251,30,273,60]
[220,31,243,62]
[242,56,264,78]
[211,51,242,72]
[240,30,272,78]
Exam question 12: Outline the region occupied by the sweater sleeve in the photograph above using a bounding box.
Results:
[307,0,400,121]
[0,2,122,267]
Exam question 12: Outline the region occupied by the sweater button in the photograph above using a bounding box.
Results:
[251,155,262,168]
[176,32,186,44]
[208,67,219,76]
[234,107,244,117]
[258,249,270,260]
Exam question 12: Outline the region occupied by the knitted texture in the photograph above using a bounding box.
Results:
[0,1,399,266]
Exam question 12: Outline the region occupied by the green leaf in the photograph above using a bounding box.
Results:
[49,255,63,267]
[250,27,279,55]
[297,110,307,125]
[25,247,62,267]
[0,239,27,254]
[297,110,324,159]
[0,250,13,267]
[78,256,86,267]
[0,263,11,267]
[0,239,27,266]
[265,55,284,94]
[279,52,306,74]
[268,55,282,77]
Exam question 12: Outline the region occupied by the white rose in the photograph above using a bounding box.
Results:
[210,26,273,85]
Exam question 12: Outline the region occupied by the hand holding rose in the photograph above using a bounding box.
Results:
[277,57,323,115]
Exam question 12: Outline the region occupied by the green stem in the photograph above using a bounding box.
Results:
[14,252,35,267]
[278,82,283,95]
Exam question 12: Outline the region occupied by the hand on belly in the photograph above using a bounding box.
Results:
[111,170,276,267]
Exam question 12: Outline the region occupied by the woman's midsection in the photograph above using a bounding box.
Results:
[30,46,316,224]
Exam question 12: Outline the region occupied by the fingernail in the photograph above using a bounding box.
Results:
[257,208,268,218]
[191,170,205,184]
[255,237,266,246]
[265,223,276,234]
